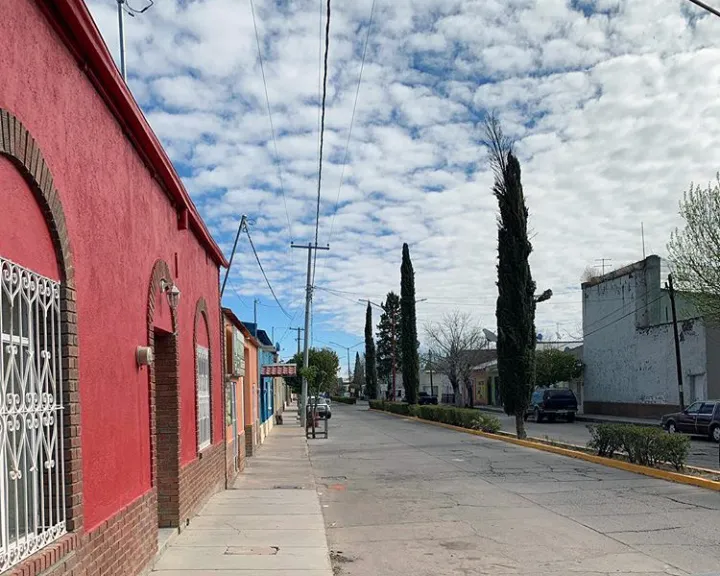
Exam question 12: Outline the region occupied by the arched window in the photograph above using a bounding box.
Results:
[0,258,65,567]
[196,345,211,450]
[194,299,211,451]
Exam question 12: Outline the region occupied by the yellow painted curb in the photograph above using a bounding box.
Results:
[368,408,720,492]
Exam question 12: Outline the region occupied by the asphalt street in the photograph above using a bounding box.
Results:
[475,409,719,471]
[308,404,720,576]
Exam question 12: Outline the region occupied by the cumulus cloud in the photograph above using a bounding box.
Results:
[87,0,720,371]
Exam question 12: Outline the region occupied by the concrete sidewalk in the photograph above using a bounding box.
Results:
[151,421,333,575]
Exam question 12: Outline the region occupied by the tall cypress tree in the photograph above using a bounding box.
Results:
[376,291,401,396]
[400,243,420,404]
[486,116,536,439]
[364,302,378,399]
[352,351,364,397]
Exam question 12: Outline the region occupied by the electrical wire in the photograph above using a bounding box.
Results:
[311,0,332,287]
[326,0,376,247]
[685,0,720,18]
[249,0,294,245]
[244,225,292,319]
[583,294,666,338]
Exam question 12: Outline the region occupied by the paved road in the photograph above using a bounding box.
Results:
[474,409,719,471]
[309,405,720,576]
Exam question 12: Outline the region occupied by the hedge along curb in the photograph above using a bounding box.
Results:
[368,408,720,492]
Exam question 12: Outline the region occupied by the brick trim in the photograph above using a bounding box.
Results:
[146,260,181,529]
[193,297,213,450]
[0,110,83,573]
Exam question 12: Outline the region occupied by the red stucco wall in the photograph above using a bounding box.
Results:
[0,0,223,530]
[0,157,60,281]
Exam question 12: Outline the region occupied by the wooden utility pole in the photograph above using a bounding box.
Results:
[667,274,685,410]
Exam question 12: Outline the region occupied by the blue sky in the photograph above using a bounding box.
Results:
[87,0,720,376]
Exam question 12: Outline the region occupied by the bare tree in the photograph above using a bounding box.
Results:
[667,175,720,321]
[424,311,486,407]
[581,266,600,284]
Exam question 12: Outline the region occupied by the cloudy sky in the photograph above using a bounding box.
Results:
[87,0,720,373]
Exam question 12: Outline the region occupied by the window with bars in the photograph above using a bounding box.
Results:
[196,345,211,450]
[0,257,66,572]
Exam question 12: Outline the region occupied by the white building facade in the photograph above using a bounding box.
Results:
[582,255,720,418]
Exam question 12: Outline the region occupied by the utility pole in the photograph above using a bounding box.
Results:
[292,242,329,429]
[429,349,434,398]
[220,215,247,299]
[296,327,303,355]
[253,299,259,327]
[390,312,397,401]
[667,274,685,410]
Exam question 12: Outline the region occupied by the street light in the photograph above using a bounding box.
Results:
[330,340,364,383]
[534,289,553,304]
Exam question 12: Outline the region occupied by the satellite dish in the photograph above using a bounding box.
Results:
[483,329,497,342]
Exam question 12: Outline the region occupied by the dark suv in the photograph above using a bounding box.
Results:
[525,388,578,423]
[661,400,720,442]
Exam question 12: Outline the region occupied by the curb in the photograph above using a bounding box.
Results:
[368,408,720,492]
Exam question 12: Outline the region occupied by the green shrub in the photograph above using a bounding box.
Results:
[587,423,690,470]
[383,402,411,415]
[331,396,357,405]
[368,399,385,411]
[472,413,502,433]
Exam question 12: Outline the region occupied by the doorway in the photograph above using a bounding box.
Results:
[153,328,180,528]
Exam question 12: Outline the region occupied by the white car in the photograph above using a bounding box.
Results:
[307,397,332,419]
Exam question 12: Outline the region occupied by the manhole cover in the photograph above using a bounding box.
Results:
[321,476,347,481]
[272,485,304,489]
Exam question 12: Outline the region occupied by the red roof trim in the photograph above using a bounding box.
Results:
[37,0,228,267]
[261,364,297,377]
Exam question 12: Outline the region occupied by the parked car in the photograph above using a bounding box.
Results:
[418,391,439,405]
[661,400,720,442]
[307,396,332,419]
[525,388,578,422]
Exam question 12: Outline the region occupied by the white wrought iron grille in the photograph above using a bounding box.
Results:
[0,256,66,571]
[196,346,210,450]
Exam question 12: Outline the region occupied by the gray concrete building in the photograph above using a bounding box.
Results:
[582,255,720,418]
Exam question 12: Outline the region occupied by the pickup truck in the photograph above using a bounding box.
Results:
[418,392,439,405]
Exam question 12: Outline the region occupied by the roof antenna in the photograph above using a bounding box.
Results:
[116,0,154,81]
[641,221,646,260]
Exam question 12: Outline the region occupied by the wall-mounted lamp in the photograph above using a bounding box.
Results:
[168,284,181,309]
[160,279,181,310]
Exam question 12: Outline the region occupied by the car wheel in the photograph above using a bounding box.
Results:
[326,413,332,419]
[567,413,576,423]
[534,408,543,423]
[710,425,719,443]
[666,421,677,434]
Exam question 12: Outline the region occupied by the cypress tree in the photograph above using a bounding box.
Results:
[400,243,420,404]
[364,302,378,399]
[352,351,364,397]
[376,291,401,396]
[487,117,536,439]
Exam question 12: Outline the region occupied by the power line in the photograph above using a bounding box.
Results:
[323,0,376,257]
[244,224,292,319]
[311,0,332,287]
[685,0,720,18]
[583,294,665,338]
[248,0,294,245]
